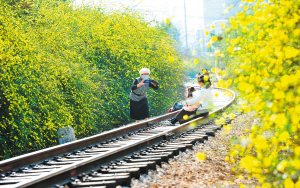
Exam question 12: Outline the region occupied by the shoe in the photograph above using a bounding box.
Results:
[171,117,178,124]
[168,117,175,122]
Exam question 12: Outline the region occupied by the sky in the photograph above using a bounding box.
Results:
[73,0,240,50]
[74,0,204,34]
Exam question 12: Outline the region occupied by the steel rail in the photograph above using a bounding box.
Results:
[0,109,177,174]
[0,87,235,188]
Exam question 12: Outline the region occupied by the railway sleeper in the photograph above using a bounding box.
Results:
[155,145,186,152]
[55,157,84,162]
[0,179,21,185]
[108,165,148,174]
[175,137,204,144]
[68,179,116,188]
[147,148,179,156]
[89,172,130,177]
[45,160,74,165]
[88,175,131,187]
[131,153,169,163]
[140,151,174,159]
[200,128,218,133]
[161,143,193,150]
[7,171,42,177]
[32,164,62,169]
[205,125,221,130]
[115,161,156,171]
[124,157,162,167]
[185,133,208,139]
[20,168,52,173]
[192,130,215,136]
[98,167,140,179]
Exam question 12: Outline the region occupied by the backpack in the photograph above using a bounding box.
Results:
[169,102,183,113]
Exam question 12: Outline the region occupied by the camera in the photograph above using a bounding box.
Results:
[144,79,152,83]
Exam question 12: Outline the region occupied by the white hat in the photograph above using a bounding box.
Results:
[139,68,150,75]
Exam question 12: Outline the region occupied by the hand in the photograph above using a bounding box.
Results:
[150,79,157,86]
[138,80,145,88]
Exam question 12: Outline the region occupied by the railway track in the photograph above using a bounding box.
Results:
[0,87,235,188]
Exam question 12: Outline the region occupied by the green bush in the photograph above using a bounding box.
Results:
[0,0,185,159]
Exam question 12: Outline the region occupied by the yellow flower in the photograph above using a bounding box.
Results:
[292,160,300,170]
[242,27,248,33]
[165,18,170,24]
[211,67,215,72]
[293,29,300,37]
[211,24,215,29]
[284,46,299,59]
[284,178,295,188]
[262,183,271,188]
[295,181,300,188]
[211,36,218,42]
[295,146,300,156]
[194,59,199,64]
[183,115,189,120]
[225,156,229,161]
[169,56,175,62]
[263,157,271,167]
[227,46,234,53]
[205,30,209,36]
[279,131,290,142]
[228,113,235,119]
[240,155,255,171]
[192,50,196,55]
[277,161,287,172]
[204,75,209,81]
[196,152,206,162]
[221,22,225,28]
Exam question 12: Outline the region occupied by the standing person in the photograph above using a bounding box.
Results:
[130,68,159,122]
[171,74,213,125]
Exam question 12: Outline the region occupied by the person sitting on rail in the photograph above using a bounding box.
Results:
[171,74,213,125]
[130,68,159,122]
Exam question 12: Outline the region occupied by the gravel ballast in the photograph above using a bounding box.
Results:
[128,113,259,188]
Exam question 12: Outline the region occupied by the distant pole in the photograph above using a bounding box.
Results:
[184,0,188,49]
[215,59,218,84]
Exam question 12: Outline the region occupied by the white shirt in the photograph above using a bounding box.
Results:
[186,88,214,113]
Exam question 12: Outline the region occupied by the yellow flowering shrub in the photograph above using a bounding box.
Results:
[0,0,184,159]
[216,0,300,186]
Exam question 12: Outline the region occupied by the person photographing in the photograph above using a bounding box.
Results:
[130,68,159,122]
